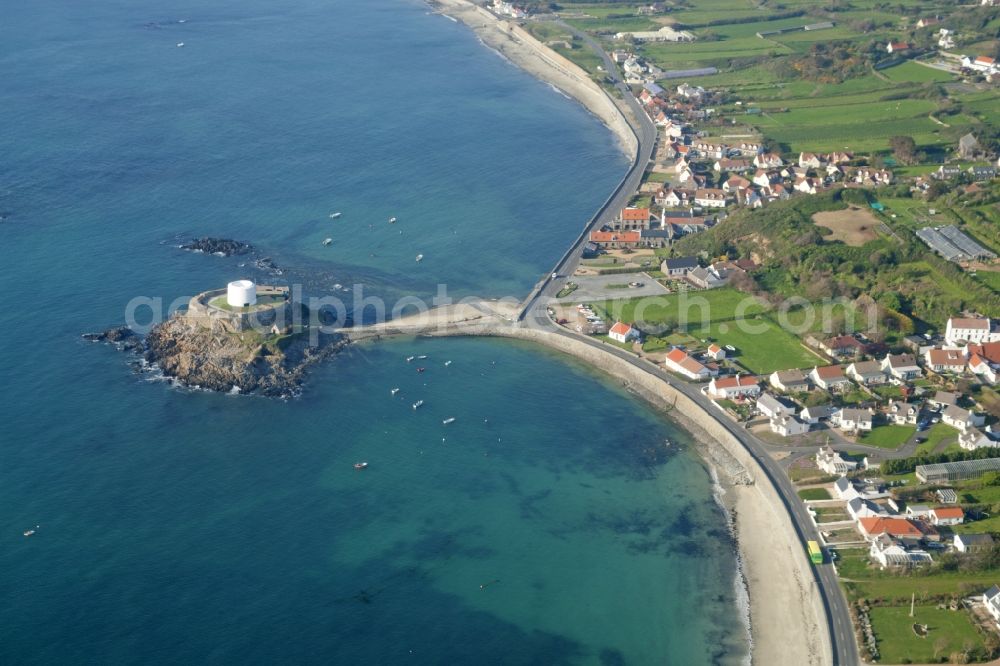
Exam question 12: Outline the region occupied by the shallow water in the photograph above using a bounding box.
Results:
[0,0,748,663]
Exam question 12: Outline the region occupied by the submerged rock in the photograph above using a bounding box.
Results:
[83,326,144,353]
[180,237,253,256]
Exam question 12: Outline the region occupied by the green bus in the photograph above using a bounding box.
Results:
[807,540,823,565]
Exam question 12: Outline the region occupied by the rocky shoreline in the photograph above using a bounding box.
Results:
[86,319,346,398]
[179,236,284,276]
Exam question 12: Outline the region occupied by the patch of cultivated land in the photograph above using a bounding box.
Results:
[812,207,881,247]
[869,605,986,665]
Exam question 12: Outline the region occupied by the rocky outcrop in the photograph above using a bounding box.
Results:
[144,315,345,397]
[83,326,144,353]
[180,237,252,256]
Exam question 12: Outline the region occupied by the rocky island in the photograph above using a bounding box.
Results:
[92,280,344,397]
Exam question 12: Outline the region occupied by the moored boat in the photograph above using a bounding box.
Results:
[412,400,424,410]
[354,462,368,470]
[442,417,456,425]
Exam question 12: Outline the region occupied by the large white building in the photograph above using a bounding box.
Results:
[946,317,1000,345]
[226,280,257,308]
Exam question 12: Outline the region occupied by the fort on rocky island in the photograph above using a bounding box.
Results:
[185,281,296,334]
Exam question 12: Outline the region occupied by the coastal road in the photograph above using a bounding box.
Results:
[517,21,658,322]
[513,25,860,666]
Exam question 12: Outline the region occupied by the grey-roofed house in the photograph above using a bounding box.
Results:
[661,256,699,277]
[800,404,836,424]
[881,354,922,380]
[959,132,980,159]
[985,585,1000,626]
[832,407,874,431]
[846,360,887,385]
[955,533,994,553]
[770,368,809,392]
[929,391,958,408]
[756,392,795,419]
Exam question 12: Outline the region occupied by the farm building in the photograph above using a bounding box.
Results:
[916,458,1000,484]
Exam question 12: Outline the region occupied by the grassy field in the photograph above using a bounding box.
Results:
[686,317,822,374]
[881,61,955,84]
[858,424,916,449]
[599,288,766,329]
[798,487,832,500]
[869,605,985,664]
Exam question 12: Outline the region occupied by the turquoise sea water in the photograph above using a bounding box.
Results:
[0,0,748,663]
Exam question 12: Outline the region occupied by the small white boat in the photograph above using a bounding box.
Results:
[389,216,397,223]
[391,387,400,396]
[442,417,456,425]
[416,355,427,360]
[23,525,38,537]
[406,356,415,362]
[176,42,185,47]
[444,360,452,366]
[412,400,424,410]
[354,462,368,470]
[333,283,342,290]
[329,212,342,219]
[322,238,333,246]
[415,254,423,262]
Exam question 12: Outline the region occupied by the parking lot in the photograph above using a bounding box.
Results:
[560,273,671,302]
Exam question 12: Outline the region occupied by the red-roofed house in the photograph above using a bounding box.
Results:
[616,207,652,231]
[609,321,638,344]
[930,506,964,526]
[809,365,852,392]
[705,343,725,361]
[924,348,967,374]
[588,231,641,249]
[707,374,760,399]
[664,347,715,380]
[887,42,909,53]
[857,517,923,541]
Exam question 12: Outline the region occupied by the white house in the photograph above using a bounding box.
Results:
[753,152,783,169]
[770,414,809,437]
[846,360,887,385]
[984,585,1000,627]
[930,506,964,526]
[959,427,994,451]
[946,317,1000,346]
[757,393,795,419]
[664,347,715,380]
[770,369,809,392]
[881,354,922,381]
[962,55,999,75]
[834,476,859,500]
[941,405,986,433]
[925,347,968,374]
[809,365,852,392]
[707,375,760,399]
[608,321,638,344]
[705,343,726,361]
[870,534,932,569]
[661,256,699,277]
[848,497,887,520]
[886,400,919,425]
[955,533,994,553]
[906,504,932,520]
[816,445,858,475]
[831,407,874,432]
[800,405,836,424]
[694,188,727,208]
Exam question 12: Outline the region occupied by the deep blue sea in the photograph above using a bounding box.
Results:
[0,0,748,663]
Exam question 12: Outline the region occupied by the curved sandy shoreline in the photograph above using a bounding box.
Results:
[343,302,832,666]
[427,0,637,158]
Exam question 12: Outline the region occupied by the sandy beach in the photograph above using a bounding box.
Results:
[427,0,637,157]
[346,299,833,664]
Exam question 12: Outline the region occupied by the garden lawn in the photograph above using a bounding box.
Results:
[798,487,832,500]
[915,423,956,455]
[869,606,984,665]
[881,61,954,83]
[858,424,916,449]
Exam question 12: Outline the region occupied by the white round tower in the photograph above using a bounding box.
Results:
[226,280,257,308]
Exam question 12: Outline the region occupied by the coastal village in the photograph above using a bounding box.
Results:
[486,0,1000,662]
